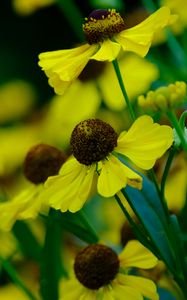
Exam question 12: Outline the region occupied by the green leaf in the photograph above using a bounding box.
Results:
[13,221,41,262]
[59,211,99,244]
[123,174,176,273]
[40,209,64,300]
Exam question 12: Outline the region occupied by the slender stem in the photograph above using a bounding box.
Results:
[112,59,136,121]
[148,169,170,223]
[121,189,177,273]
[77,210,99,242]
[40,209,62,300]
[115,194,159,256]
[179,110,187,129]
[0,256,38,300]
[57,0,84,42]
[167,110,187,152]
[165,29,187,69]
[148,169,161,197]
[160,147,176,200]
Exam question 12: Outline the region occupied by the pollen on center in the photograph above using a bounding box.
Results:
[83,9,126,44]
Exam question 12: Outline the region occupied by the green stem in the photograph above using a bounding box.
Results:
[149,169,170,223]
[40,209,62,300]
[160,147,176,200]
[165,29,187,69]
[57,0,84,42]
[115,194,159,257]
[121,189,176,273]
[179,110,187,128]
[167,110,187,152]
[112,59,136,121]
[0,256,37,300]
[77,210,99,242]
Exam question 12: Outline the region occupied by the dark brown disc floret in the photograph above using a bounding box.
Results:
[24,143,66,184]
[70,119,118,165]
[74,244,120,289]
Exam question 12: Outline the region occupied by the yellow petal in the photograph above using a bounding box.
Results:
[120,275,159,300]
[42,157,95,212]
[119,240,158,269]
[59,278,85,300]
[97,155,127,197]
[0,185,43,231]
[91,39,121,62]
[112,276,143,300]
[114,7,174,57]
[38,43,98,95]
[116,115,173,169]
[121,164,142,189]
[98,155,142,197]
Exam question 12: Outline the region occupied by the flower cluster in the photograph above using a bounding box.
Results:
[138,81,186,112]
[0,2,187,300]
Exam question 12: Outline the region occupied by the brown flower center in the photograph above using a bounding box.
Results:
[24,143,66,184]
[70,119,118,166]
[74,244,119,289]
[83,9,125,44]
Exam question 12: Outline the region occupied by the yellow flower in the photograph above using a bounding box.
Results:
[38,7,175,95]
[59,240,159,300]
[161,0,187,30]
[97,53,159,111]
[0,185,45,231]
[0,144,66,231]
[0,125,39,176]
[0,80,36,124]
[156,152,187,214]
[13,0,55,15]
[41,115,173,213]
[138,81,187,112]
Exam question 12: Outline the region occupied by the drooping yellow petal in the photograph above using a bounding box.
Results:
[0,185,43,231]
[112,276,143,300]
[114,7,176,57]
[97,155,127,197]
[42,157,96,213]
[59,278,86,300]
[98,155,142,197]
[119,275,159,300]
[119,240,158,269]
[38,43,98,95]
[116,115,173,169]
[91,39,121,62]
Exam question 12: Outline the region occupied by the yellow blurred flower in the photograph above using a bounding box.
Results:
[40,116,173,213]
[0,80,36,124]
[97,54,159,111]
[0,144,66,231]
[156,152,187,214]
[161,0,187,31]
[40,79,100,148]
[138,81,187,113]
[38,7,175,95]
[0,284,30,300]
[0,125,39,176]
[12,0,55,15]
[60,241,158,300]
